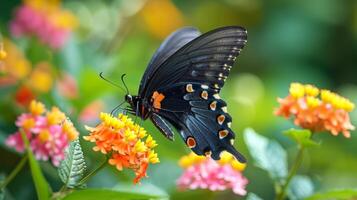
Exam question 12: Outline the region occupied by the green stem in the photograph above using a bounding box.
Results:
[276,146,305,200]
[76,158,108,186]
[0,155,28,189]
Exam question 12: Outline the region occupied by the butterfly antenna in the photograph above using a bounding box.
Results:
[110,100,125,116]
[121,74,130,95]
[99,72,126,94]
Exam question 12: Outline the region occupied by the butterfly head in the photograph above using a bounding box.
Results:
[125,94,134,106]
[125,94,139,110]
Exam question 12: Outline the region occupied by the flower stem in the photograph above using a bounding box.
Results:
[276,146,305,200]
[0,155,28,189]
[76,158,108,186]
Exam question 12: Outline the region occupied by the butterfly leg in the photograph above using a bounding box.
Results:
[133,101,140,123]
[151,113,175,141]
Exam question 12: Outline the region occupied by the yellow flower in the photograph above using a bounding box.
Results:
[178,152,206,168]
[148,151,160,164]
[0,42,6,60]
[134,141,147,153]
[47,107,66,125]
[179,151,246,172]
[28,62,53,93]
[218,151,246,171]
[29,100,45,115]
[304,84,319,97]
[62,120,79,141]
[22,118,35,130]
[38,130,51,142]
[1,39,31,79]
[289,83,305,98]
[145,135,158,148]
[306,96,321,108]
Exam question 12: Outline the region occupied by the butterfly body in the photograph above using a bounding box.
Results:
[125,26,247,163]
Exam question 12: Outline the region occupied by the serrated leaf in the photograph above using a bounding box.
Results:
[246,193,263,200]
[305,189,357,200]
[244,128,288,182]
[287,175,314,200]
[20,130,51,200]
[284,129,319,147]
[58,139,86,188]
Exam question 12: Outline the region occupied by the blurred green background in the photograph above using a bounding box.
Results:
[0,0,357,199]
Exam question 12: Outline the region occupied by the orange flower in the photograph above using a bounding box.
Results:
[275,83,355,138]
[15,86,35,106]
[140,0,184,39]
[84,113,159,183]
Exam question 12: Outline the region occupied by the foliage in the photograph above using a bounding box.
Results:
[64,188,167,200]
[287,175,314,200]
[244,128,287,182]
[305,189,357,200]
[244,128,317,200]
[284,129,320,148]
[20,130,51,200]
[58,139,86,189]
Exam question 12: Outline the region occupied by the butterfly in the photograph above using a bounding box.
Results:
[125,26,247,163]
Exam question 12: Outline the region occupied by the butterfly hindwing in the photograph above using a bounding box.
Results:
[150,83,246,162]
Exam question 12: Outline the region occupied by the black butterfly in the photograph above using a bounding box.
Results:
[125,26,247,163]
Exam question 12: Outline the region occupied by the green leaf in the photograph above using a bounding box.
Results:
[0,176,4,200]
[243,128,288,181]
[62,188,168,200]
[306,189,357,200]
[287,175,314,200]
[20,130,51,200]
[113,182,168,198]
[284,129,320,147]
[246,193,263,200]
[58,139,87,188]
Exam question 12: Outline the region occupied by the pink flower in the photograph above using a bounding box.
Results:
[9,2,77,49]
[79,100,104,125]
[177,152,248,195]
[5,100,79,166]
[57,73,78,99]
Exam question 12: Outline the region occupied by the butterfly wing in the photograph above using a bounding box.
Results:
[139,27,201,94]
[140,26,247,162]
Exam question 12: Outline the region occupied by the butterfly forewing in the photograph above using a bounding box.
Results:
[138,26,247,163]
[139,27,201,94]
[141,26,247,97]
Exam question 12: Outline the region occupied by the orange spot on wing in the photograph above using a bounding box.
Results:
[152,91,165,110]
[186,137,196,148]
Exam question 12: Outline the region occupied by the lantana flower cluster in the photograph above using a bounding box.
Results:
[84,113,160,183]
[6,100,79,166]
[10,0,77,49]
[177,152,248,196]
[275,83,355,137]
